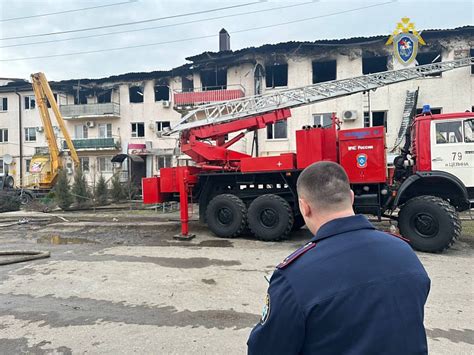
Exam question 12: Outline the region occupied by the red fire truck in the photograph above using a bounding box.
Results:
[143,58,473,253]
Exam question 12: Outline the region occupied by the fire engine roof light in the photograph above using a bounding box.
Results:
[422,104,431,115]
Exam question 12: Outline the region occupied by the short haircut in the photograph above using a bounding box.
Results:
[296,161,352,210]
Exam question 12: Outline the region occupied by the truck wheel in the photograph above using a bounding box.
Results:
[292,214,306,231]
[248,194,294,241]
[19,192,33,205]
[206,194,247,238]
[398,195,461,253]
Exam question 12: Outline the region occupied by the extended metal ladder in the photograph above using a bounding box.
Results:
[391,89,419,152]
[166,57,474,135]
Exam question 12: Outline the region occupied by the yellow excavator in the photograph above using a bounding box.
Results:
[24,72,79,191]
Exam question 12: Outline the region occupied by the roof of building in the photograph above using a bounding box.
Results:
[0,25,471,93]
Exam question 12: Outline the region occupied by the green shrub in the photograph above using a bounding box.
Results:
[54,169,73,210]
[72,168,89,207]
[95,174,108,205]
[0,192,21,212]
[110,173,125,202]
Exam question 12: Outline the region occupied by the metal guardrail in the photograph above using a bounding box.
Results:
[62,137,121,150]
[59,102,120,119]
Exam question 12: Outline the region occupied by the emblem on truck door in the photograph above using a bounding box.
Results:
[357,154,368,168]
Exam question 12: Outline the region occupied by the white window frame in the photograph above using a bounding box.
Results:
[25,95,36,110]
[313,113,333,127]
[0,159,4,174]
[97,156,113,172]
[74,124,88,139]
[24,127,37,142]
[266,120,288,140]
[156,121,171,132]
[131,122,145,138]
[98,123,112,138]
[79,157,90,172]
[156,155,172,169]
[25,159,31,173]
[0,128,8,143]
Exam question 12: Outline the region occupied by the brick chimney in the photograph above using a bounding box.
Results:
[219,28,230,52]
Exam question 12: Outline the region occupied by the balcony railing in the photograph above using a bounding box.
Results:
[63,137,121,151]
[60,102,120,119]
[173,85,245,106]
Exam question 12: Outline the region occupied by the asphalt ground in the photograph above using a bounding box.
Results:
[0,210,473,354]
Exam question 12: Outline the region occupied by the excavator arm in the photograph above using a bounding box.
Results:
[31,72,79,185]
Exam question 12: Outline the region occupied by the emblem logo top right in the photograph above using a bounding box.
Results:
[386,17,426,66]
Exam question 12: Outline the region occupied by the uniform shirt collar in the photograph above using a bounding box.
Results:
[310,214,375,242]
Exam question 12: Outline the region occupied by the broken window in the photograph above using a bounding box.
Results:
[416,51,442,77]
[182,76,194,92]
[200,68,227,90]
[362,56,388,74]
[0,97,7,111]
[74,91,87,105]
[313,113,333,127]
[156,121,171,132]
[0,128,8,143]
[416,107,442,115]
[471,49,474,74]
[131,122,145,138]
[98,90,112,103]
[265,64,288,88]
[129,86,144,103]
[154,85,170,101]
[312,60,337,83]
[24,127,36,142]
[267,120,288,139]
[79,157,90,172]
[363,111,387,131]
[46,93,58,108]
[156,155,172,169]
[74,124,88,139]
[24,95,36,110]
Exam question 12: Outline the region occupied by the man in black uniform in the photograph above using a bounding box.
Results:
[247,161,430,355]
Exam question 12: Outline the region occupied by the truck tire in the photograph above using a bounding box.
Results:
[206,194,247,238]
[292,214,306,231]
[398,195,461,253]
[248,194,294,241]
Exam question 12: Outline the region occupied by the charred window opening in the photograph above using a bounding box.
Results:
[470,49,474,74]
[154,85,170,101]
[200,68,227,90]
[265,64,288,88]
[364,111,387,132]
[362,56,388,74]
[182,76,194,92]
[98,90,112,103]
[416,51,441,77]
[312,60,337,83]
[129,86,144,103]
[46,93,58,108]
[74,91,87,105]
[416,107,442,115]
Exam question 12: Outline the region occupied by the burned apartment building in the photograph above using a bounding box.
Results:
[0,26,472,187]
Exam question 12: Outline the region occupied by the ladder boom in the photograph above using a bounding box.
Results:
[167,57,474,135]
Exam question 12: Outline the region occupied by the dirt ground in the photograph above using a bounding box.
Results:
[0,210,473,354]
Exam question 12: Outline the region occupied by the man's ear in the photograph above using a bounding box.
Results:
[299,198,312,218]
[350,190,355,205]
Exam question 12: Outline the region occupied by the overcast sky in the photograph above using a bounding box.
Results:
[0,0,472,81]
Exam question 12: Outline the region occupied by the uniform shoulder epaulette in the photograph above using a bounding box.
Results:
[277,242,317,269]
[387,232,410,243]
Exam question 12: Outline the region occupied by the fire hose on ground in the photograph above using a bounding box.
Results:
[0,250,51,266]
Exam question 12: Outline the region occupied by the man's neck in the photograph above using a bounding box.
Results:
[315,210,355,234]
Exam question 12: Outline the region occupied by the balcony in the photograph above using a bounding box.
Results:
[60,102,120,119]
[63,137,121,151]
[173,85,245,107]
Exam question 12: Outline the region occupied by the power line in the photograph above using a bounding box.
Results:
[0,1,394,62]
[0,1,262,41]
[0,1,315,49]
[0,1,138,22]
